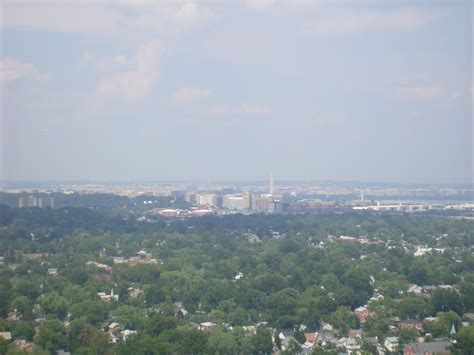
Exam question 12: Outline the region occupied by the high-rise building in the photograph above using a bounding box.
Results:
[268,201,289,214]
[252,194,273,212]
[270,172,274,195]
[243,192,252,210]
[222,195,246,211]
[18,196,26,208]
[18,196,54,208]
[198,193,217,206]
[185,192,197,204]
[28,196,38,207]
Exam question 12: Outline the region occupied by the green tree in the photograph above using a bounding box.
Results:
[431,288,463,315]
[145,313,177,337]
[207,330,238,354]
[117,333,168,355]
[398,328,418,347]
[12,322,35,341]
[0,277,13,318]
[399,296,433,320]
[330,307,358,335]
[175,328,208,354]
[251,326,273,355]
[70,300,108,325]
[294,329,306,344]
[40,292,68,320]
[68,319,88,352]
[363,314,389,340]
[424,312,461,338]
[460,278,474,312]
[75,325,110,354]
[35,319,67,352]
[0,336,8,355]
[116,305,146,330]
[286,338,302,353]
[11,296,32,320]
[452,325,474,355]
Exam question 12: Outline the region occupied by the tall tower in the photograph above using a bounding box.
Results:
[270,172,274,195]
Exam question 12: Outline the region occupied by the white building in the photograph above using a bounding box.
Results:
[98,289,118,302]
[223,195,246,211]
[197,194,217,206]
[384,337,399,352]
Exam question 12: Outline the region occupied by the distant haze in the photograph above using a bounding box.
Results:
[0,1,472,184]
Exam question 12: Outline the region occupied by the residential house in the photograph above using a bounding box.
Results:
[354,306,370,322]
[98,289,118,302]
[397,319,423,332]
[317,332,337,346]
[320,322,334,332]
[407,284,424,295]
[87,261,112,273]
[462,313,474,321]
[14,340,34,352]
[199,322,216,332]
[0,332,12,340]
[346,338,361,355]
[384,336,399,352]
[404,341,451,355]
[120,329,137,341]
[127,287,143,299]
[173,302,188,317]
[278,330,296,351]
[304,332,318,344]
[348,329,363,339]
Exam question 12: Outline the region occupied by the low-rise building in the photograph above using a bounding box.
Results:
[384,336,399,352]
[404,341,451,355]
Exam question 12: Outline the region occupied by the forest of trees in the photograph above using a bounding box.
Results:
[0,203,473,354]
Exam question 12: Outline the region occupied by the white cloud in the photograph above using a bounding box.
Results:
[0,1,214,36]
[175,2,199,24]
[210,103,271,116]
[303,7,439,35]
[173,87,211,104]
[96,40,160,102]
[132,1,215,34]
[242,104,272,115]
[1,3,123,35]
[0,58,47,84]
[81,53,128,72]
[246,0,311,12]
[395,86,445,100]
[246,0,277,11]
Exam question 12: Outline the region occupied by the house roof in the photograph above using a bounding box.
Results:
[406,341,451,354]
[0,332,12,340]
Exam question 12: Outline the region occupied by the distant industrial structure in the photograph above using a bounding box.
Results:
[18,195,54,208]
[352,202,433,212]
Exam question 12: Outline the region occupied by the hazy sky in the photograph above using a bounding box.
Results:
[0,0,472,183]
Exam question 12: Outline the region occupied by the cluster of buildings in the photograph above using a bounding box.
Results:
[183,176,290,215]
[7,177,473,218]
[112,250,159,266]
[18,195,54,208]
[191,318,457,355]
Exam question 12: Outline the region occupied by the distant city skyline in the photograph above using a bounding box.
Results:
[1,1,472,184]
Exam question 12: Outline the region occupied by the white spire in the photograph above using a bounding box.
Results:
[270,172,274,195]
